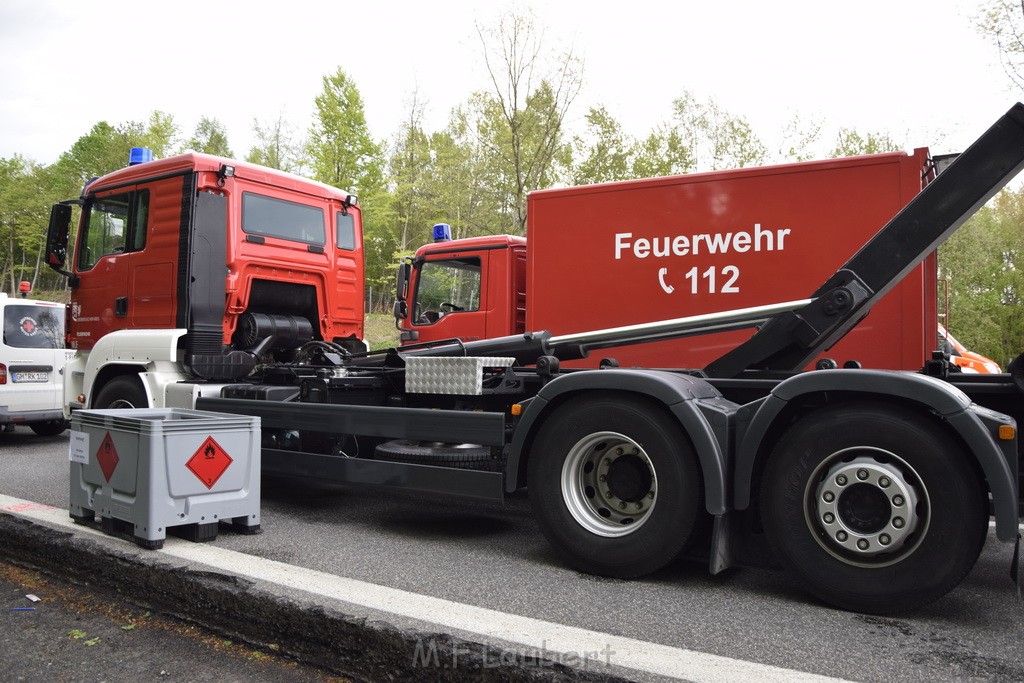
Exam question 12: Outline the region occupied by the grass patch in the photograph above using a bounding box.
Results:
[364,312,401,350]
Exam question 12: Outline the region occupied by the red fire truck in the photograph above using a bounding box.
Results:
[46,106,1024,614]
[397,149,954,371]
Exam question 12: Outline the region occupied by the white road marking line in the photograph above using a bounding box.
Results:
[0,494,848,682]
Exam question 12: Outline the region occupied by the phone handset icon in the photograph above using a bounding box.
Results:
[658,268,675,294]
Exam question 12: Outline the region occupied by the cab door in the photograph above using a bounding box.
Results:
[410,254,487,343]
[71,188,149,349]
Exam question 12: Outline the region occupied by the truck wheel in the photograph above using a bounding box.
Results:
[93,376,148,409]
[30,420,69,436]
[528,395,704,578]
[760,402,988,614]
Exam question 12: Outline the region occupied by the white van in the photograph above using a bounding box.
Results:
[0,292,73,435]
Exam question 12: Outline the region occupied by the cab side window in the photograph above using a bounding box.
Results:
[242,193,325,246]
[336,210,355,250]
[77,190,150,270]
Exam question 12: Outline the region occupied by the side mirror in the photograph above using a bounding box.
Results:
[46,204,73,277]
[394,260,414,334]
[393,299,408,320]
[395,260,411,303]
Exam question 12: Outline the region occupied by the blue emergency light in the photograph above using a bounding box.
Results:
[433,223,452,242]
[129,147,153,166]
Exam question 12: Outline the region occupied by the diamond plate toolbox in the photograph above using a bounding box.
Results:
[405,356,516,395]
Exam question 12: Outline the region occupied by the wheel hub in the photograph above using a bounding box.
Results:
[809,449,925,563]
[606,454,653,502]
[561,432,658,537]
[837,483,891,534]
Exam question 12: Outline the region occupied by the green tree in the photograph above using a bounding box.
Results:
[571,107,693,183]
[570,106,633,185]
[184,116,233,157]
[53,121,131,189]
[361,195,400,313]
[0,156,67,294]
[387,90,435,253]
[830,129,901,157]
[143,111,180,158]
[50,113,182,192]
[939,187,1024,367]
[307,67,384,195]
[776,113,824,162]
[470,10,582,234]
[427,111,501,240]
[246,111,304,173]
[977,0,1024,92]
[668,91,768,171]
[630,126,693,178]
[307,68,389,311]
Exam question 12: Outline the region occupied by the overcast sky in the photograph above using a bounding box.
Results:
[0,0,1015,166]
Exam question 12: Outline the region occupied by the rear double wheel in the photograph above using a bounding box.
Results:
[760,402,988,614]
[528,395,704,578]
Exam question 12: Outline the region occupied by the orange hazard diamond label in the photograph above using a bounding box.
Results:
[96,432,119,482]
[186,436,233,489]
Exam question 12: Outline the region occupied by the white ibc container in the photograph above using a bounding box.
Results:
[69,408,261,549]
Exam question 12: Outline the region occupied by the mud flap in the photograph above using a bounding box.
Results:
[709,513,733,574]
[1013,533,1021,601]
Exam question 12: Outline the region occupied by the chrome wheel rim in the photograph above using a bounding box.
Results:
[804,446,929,567]
[561,431,657,537]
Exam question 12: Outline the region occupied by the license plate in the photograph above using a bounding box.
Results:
[12,372,48,383]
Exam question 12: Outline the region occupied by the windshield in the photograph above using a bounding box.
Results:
[414,257,481,324]
[2,304,65,349]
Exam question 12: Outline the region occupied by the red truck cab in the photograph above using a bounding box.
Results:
[47,149,365,410]
[58,152,363,354]
[399,230,526,344]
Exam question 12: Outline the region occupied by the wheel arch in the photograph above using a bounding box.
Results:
[90,364,151,408]
[82,329,187,409]
[734,369,1019,542]
[506,369,732,515]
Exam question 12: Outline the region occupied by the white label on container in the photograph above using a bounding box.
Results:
[68,431,89,464]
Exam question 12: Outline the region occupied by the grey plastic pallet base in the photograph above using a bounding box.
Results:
[71,509,261,550]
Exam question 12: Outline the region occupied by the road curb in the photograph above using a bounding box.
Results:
[0,513,631,682]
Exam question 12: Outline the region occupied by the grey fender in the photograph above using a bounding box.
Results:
[734,369,1020,542]
[506,369,736,515]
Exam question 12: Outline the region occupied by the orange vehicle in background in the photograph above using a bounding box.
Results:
[939,324,1001,374]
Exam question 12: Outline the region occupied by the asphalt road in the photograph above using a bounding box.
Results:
[2,425,1023,682]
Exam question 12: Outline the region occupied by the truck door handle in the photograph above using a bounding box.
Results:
[115,297,128,317]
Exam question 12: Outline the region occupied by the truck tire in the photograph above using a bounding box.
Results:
[528,395,704,579]
[760,402,988,614]
[30,420,69,436]
[373,440,503,471]
[93,376,148,410]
